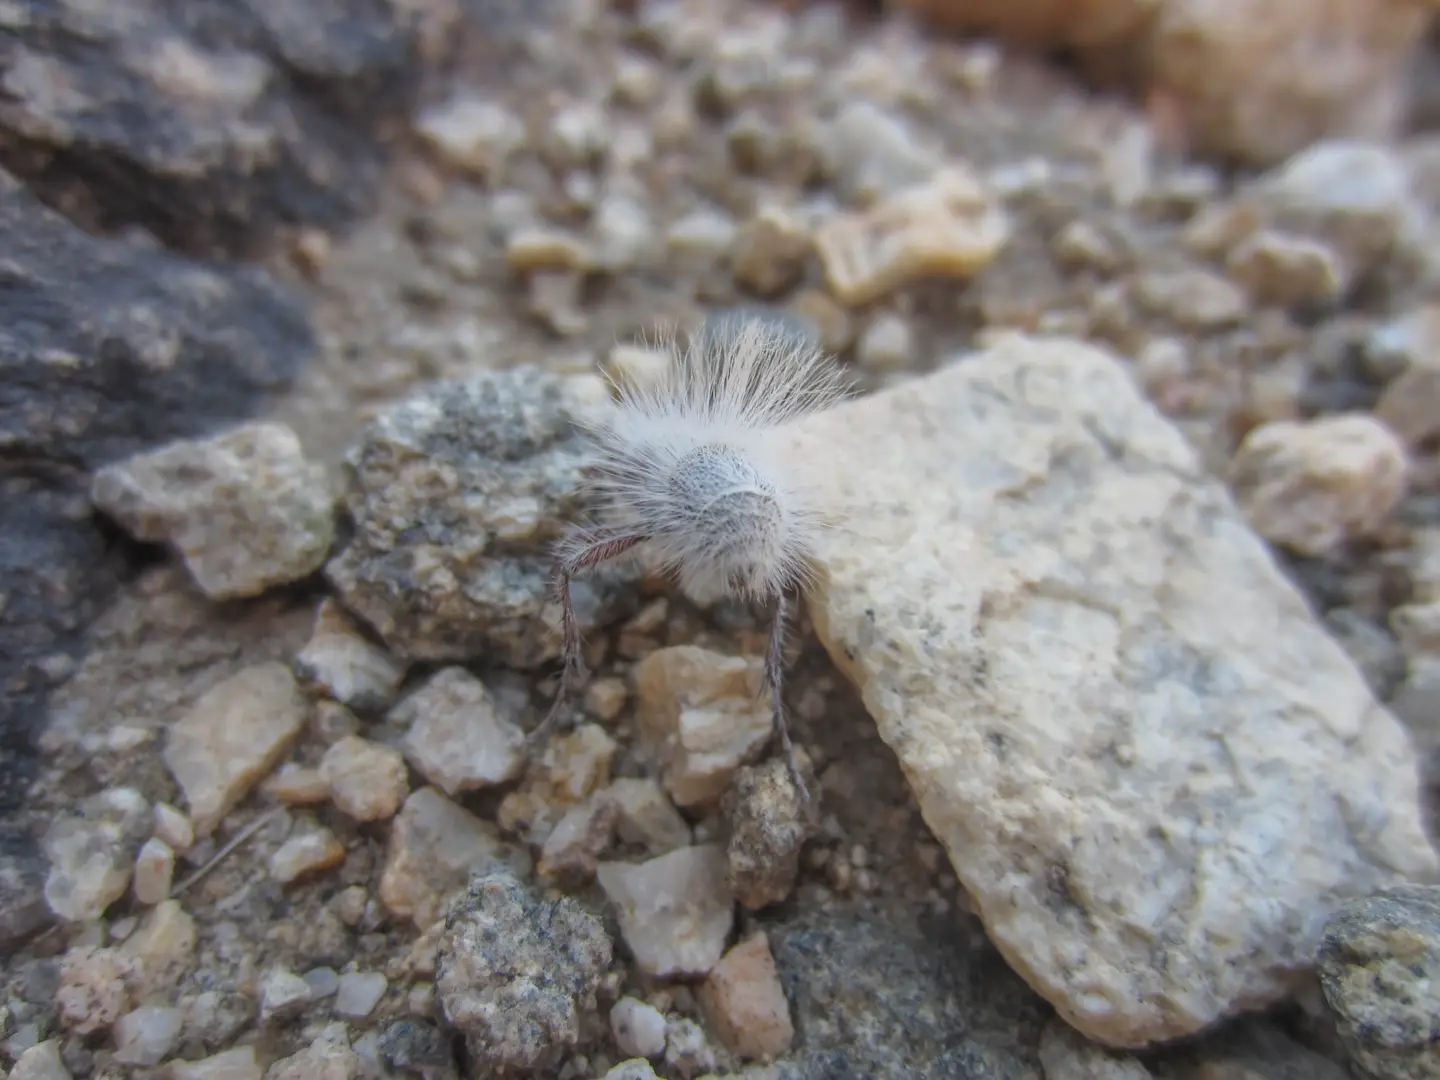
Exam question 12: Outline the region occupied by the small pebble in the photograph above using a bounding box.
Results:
[335,971,388,1019]
[597,844,734,977]
[152,803,194,854]
[698,932,794,1063]
[259,969,312,1023]
[132,838,174,905]
[321,735,409,821]
[855,314,915,373]
[112,1005,183,1066]
[293,599,407,713]
[416,95,523,178]
[171,1046,262,1079]
[269,823,346,884]
[10,1039,71,1080]
[302,967,340,999]
[611,996,668,1060]
[396,668,527,796]
[607,777,692,855]
[1230,415,1409,557]
[263,765,330,805]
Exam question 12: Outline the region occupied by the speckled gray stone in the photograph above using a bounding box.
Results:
[436,869,612,1074]
[1318,885,1440,1080]
[326,367,640,666]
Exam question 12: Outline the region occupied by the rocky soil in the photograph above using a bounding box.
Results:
[5,1,1440,1079]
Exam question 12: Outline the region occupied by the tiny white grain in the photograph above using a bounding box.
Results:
[535,310,854,801]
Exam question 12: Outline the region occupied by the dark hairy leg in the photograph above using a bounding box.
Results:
[765,590,811,806]
[528,531,646,750]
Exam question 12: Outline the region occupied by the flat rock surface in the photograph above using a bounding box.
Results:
[794,333,1439,1047]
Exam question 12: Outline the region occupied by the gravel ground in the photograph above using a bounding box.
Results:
[6,2,1440,1079]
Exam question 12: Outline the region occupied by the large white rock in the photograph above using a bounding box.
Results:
[789,334,1438,1048]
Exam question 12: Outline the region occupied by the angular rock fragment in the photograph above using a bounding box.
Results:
[163,663,309,836]
[789,333,1438,1047]
[597,844,734,978]
[813,166,1008,306]
[395,668,525,795]
[42,787,150,922]
[634,646,774,808]
[293,599,406,713]
[698,932,794,1063]
[91,423,335,601]
[378,787,531,930]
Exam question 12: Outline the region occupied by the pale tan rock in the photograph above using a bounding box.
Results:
[164,663,309,836]
[1150,0,1431,166]
[169,1046,263,1080]
[265,1022,362,1080]
[396,668,526,795]
[1229,415,1408,557]
[415,95,524,179]
[293,599,406,713]
[698,932,794,1063]
[132,838,174,905]
[320,735,409,821]
[42,787,149,922]
[538,795,619,884]
[611,996,668,1060]
[11,1039,71,1080]
[597,844,734,977]
[122,899,197,997]
[532,722,619,805]
[634,646,774,808]
[90,422,335,600]
[262,765,330,805]
[151,803,194,854]
[269,822,346,884]
[378,787,531,930]
[788,333,1438,1047]
[813,166,1009,306]
[1225,230,1344,309]
[606,777,692,855]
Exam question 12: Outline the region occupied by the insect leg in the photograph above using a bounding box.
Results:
[529,531,646,750]
[764,589,811,805]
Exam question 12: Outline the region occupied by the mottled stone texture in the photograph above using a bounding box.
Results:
[0,172,311,816]
[792,333,1438,1047]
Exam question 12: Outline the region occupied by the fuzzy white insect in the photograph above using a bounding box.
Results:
[533,310,853,800]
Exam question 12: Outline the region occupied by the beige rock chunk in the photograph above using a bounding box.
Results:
[597,844,734,978]
[163,663,309,836]
[264,1022,361,1080]
[90,422,335,600]
[269,822,346,884]
[169,1046,262,1080]
[379,787,531,930]
[132,838,175,905]
[698,932,794,1063]
[122,899,197,997]
[55,945,138,1035]
[415,94,524,179]
[634,646,774,808]
[11,1039,72,1080]
[607,777,692,855]
[813,166,1008,306]
[1229,415,1408,557]
[293,599,407,713]
[320,735,409,821]
[790,333,1438,1047]
[1149,0,1430,166]
[396,667,526,795]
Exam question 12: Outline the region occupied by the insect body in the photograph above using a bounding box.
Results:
[535,311,851,801]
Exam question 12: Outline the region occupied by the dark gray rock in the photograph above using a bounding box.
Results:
[0,171,312,816]
[326,367,641,667]
[1318,884,1440,1080]
[766,904,1048,1080]
[435,869,612,1075]
[0,0,427,254]
[0,821,52,951]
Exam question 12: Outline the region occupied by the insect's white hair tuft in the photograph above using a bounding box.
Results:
[577,312,852,603]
